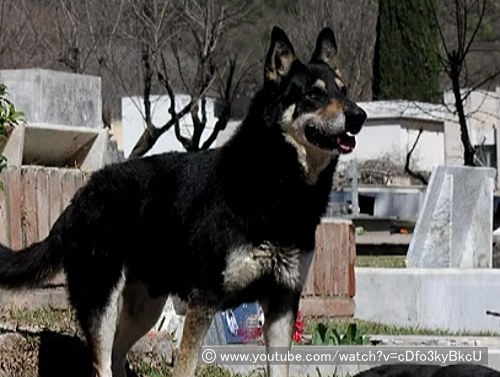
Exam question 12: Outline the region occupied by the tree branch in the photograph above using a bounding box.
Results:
[141,40,153,133]
[462,0,487,62]
[171,34,191,93]
[433,1,451,61]
[405,128,428,185]
[201,55,237,150]
[461,67,500,102]
[158,52,192,150]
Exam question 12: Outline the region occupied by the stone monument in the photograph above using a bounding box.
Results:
[407,165,495,268]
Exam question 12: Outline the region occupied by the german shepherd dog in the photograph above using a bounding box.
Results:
[0,26,365,377]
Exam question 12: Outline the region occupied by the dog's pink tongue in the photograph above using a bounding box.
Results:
[337,134,356,153]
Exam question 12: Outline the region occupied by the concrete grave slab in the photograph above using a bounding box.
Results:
[3,123,108,171]
[0,69,102,129]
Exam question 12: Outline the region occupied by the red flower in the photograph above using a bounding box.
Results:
[292,330,302,343]
[292,310,305,343]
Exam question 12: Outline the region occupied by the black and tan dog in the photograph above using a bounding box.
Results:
[0,26,365,377]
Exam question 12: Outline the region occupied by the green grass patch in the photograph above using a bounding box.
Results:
[130,362,266,377]
[356,256,406,268]
[304,317,500,337]
[0,307,78,333]
[197,366,265,377]
[3,307,498,339]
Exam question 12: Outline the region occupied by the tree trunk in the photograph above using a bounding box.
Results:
[450,55,475,166]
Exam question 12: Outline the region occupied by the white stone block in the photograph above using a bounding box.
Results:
[355,268,500,333]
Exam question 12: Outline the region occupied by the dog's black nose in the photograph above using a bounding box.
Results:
[345,105,366,134]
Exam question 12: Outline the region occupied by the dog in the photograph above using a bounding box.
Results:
[353,363,500,377]
[0,26,365,377]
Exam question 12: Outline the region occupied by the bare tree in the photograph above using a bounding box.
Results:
[126,0,257,157]
[107,0,181,157]
[434,0,500,166]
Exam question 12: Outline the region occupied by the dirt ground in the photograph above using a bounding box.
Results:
[0,331,95,377]
[0,308,173,377]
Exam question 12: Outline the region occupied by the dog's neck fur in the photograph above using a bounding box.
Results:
[218,93,337,249]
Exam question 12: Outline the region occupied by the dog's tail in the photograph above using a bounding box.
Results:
[0,234,64,289]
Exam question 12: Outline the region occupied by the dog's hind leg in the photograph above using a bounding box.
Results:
[111,281,167,377]
[172,303,214,377]
[82,273,126,377]
[67,261,126,377]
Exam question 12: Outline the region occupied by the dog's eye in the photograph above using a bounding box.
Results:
[307,87,326,100]
[340,86,347,96]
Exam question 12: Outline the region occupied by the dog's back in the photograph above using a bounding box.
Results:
[355,364,500,377]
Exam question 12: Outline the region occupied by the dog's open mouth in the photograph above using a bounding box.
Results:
[304,125,356,154]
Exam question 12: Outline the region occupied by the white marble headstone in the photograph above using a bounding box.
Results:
[407,165,495,268]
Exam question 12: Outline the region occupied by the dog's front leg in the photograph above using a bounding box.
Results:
[261,290,300,377]
[172,303,214,377]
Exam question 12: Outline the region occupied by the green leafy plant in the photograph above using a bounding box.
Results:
[0,83,24,177]
[310,322,370,345]
[0,83,23,128]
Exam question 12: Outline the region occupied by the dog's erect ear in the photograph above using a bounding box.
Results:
[310,27,338,70]
[264,26,296,84]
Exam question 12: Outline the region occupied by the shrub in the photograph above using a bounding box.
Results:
[0,83,24,174]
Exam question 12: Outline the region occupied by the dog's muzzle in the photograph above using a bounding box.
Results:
[304,103,366,154]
